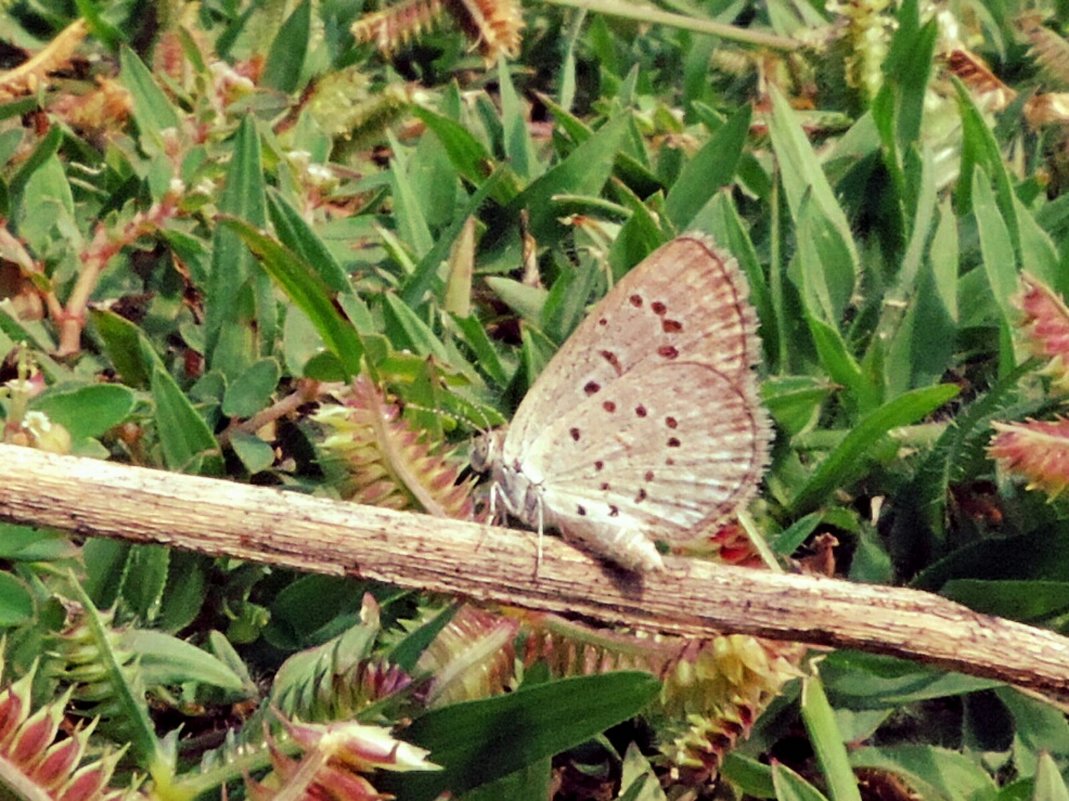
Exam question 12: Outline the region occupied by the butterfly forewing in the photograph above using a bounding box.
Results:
[495,233,769,569]
[502,234,761,465]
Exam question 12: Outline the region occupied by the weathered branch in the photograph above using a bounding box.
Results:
[0,443,1066,693]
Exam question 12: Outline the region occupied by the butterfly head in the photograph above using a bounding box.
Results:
[470,429,504,475]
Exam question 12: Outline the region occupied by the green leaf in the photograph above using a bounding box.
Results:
[772,511,824,555]
[997,686,1069,777]
[955,79,1018,220]
[805,315,871,412]
[388,605,458,673]
[412,107,515,200]
[221,217,364,377]
[381,293,452,363]
[885,196,959,393]
[262,0,310,93]
[66,580,169,777]
[769,85,859,284]
[801,673,862,801]
[763,375,834,437]
[15,153,76,252]
[460,760,553,801]
[156,551,210,633]
[230,430,276,474]
[483,277,548,325]
[123,629,246,692]
[0,572,34,627]
[119,46,181,148]
[771,763,831,801]
[789,384,959,513]
[90,309,152,388]
[499,58,539,181]
[150,355,223,475]
[30,383,136,442]
[940,579,1069,622]
[721,753,775,798]
[872,0,937,169]
[849,745,998,801]
[1033,753,1069,801]
[972,169,1018,332]
[702,192,776,362]
[222,358,280,418]
[665,106,750,229]
[446,314,509,388]
[118,544,170,621]
[509,115,629,241]
[822,651,1000,708]
[389,672,661,801]
[794,193,858,343]
[266,191,360,295]
[1014,193,1060,290]
[205,115,268,376]
[0,525,76,561]
[8,123,61,201]
[400,170,506,306]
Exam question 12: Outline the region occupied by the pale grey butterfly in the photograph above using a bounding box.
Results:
[472,234,770,572]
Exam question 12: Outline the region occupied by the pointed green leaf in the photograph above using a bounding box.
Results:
[801,673,863,801]
[150,354,223,475]
[789,384,959,513]
[665,106,750,228]
[221,217,364,377]
[262,0,310,93]
[205,115,268,375]
[388,673,660,801]
[119,46,181,145]
[509,115,629,241]
[222,358,281,418]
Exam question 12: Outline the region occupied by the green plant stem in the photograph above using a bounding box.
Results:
[541,0,800,51]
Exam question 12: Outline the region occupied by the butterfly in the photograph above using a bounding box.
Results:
[472,233,770,572]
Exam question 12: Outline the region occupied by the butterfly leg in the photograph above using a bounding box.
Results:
[534,495,544,576]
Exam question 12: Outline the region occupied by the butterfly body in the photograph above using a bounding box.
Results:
[477,234,770,572]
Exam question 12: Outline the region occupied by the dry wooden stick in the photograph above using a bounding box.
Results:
[0,443,1066,693]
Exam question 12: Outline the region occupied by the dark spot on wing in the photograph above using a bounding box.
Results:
[667,437,681,448]
[635,404,647,417]
[665,416,678,429]
[651,301,667,315]
[658,345,679,360]
[609,505,620,517]
[662,319,682,333]
[602,400,616,413]
[629,294,642,307]
[600,350,623,374]
[584,381,600,395]
[570,427,581,441]
[577,505,586,516]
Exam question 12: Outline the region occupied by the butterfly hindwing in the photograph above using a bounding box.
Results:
[534,361,766,540]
